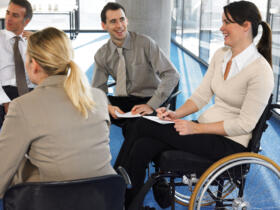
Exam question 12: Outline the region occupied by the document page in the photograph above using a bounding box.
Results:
[115,111,174,124]
[115,111,141,118]
[143,116,174,124]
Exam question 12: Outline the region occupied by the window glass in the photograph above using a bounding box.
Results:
[182,0,201,56]
[171,0,280,114]
[80,0,115,30]
[25,0,113,30]
[171,0,183,44]
[26,0,77,30]
[201,0,227,62]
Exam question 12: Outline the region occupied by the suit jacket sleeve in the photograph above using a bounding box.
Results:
[145,38,180,109]
[0,100,32,198]
[92,51,110,94]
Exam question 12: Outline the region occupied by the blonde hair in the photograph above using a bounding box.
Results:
[27,27,95,118]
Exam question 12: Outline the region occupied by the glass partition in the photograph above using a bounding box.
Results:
[182,0,201,56]
[26,0,77,30]
[171,0,183,44]
[79,0,115,30]
[25,0,114,31]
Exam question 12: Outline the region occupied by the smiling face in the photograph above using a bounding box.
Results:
[102,8,128,47]
[220,12,253,56]
[5,2,30,35]
[220,13,243,48]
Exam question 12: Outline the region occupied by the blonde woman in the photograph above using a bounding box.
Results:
[0,27,115,198]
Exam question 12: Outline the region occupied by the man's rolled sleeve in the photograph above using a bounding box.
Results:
[146,37,180,109]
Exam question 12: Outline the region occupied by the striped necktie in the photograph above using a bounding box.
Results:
[115,48,127,96]
[14,36,29,95]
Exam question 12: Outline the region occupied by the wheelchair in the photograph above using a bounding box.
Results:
[128,95,280,209]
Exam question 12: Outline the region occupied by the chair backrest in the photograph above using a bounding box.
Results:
[248,95,273,153]
[3,174,126,210]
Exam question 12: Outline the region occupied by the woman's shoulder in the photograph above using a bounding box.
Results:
[244,56,274,90]
[213,46,230,58]
[255,55,272,70]
[247,55,273,77]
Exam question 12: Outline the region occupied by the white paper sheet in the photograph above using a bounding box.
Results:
[143,116,174,124]
[115,111,141,118]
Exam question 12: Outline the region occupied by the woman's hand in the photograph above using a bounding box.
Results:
[156,107,177,121]
[173,119,197,135]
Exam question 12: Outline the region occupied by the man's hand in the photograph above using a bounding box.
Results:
[108,104,124,119]
[131,104,153,116]
[22,30,33,39]
[3,103,10,114]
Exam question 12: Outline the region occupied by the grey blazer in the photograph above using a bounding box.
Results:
[0,75,115,197]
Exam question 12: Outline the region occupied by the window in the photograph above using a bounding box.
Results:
[182,0,201,56]
[79,0,115,30]
[200,0,227,62]
[171,0,280,110]
[26,0,77,30]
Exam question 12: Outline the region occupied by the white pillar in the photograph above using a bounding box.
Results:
[117,0,171,56]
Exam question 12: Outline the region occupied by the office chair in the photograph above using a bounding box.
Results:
[3,174,126,210]
[128,95,280,210]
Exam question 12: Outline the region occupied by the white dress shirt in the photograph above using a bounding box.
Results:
[0,30,34,105]
[222,43,261,80]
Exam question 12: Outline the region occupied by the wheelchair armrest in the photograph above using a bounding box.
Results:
[117,166,132,189]
[271,104,280,110]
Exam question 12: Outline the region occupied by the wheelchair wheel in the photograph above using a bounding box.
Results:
[175,178,236,207]
[189,152,280,210]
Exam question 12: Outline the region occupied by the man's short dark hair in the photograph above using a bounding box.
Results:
[101,2,125,23]
[9,0,33,20]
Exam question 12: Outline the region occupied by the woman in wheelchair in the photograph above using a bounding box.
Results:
[120,1,274,207]
[0,27,115,198]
